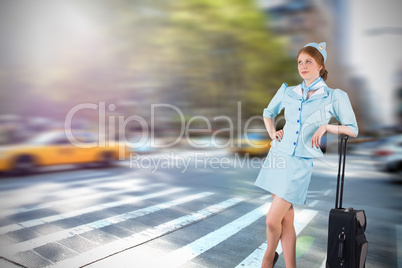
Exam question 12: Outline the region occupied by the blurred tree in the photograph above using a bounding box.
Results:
[155,0,299,120]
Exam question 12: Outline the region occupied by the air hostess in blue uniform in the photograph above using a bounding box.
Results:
[255,42,358,268]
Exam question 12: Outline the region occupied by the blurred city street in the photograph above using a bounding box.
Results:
[0,149,400,268]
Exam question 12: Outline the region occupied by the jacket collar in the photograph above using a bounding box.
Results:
[287,84,329,101]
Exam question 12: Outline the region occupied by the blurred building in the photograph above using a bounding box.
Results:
[259,0,370,134]
[346,0,402,133]
[395,63,402,128]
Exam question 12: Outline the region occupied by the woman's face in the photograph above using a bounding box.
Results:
[297,52,322,82]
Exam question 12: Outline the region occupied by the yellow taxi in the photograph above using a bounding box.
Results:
[0,130,130,175]
[230,133,271,156]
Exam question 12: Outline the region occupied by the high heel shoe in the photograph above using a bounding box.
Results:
[272,251,279,267]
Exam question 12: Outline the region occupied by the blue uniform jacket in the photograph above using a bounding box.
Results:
[263,82,359,158]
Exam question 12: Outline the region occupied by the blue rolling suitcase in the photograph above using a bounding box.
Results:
[326,135,368,268]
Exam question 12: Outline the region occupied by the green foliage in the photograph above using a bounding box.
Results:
[158,0,298,117]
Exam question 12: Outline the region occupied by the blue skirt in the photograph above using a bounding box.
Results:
[254,149,314,205]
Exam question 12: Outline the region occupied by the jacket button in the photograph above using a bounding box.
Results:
[296,131,299,134]
[293,142,296,145]
[297,120,300,123]
[299,108,301,111]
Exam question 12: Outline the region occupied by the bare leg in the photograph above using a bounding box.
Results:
[281,206,297,268]
[262,195,292,268]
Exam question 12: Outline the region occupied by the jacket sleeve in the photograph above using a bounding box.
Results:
[263,83,287,118]
[331,89,359,136]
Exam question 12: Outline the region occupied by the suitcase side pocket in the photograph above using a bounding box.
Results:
[356,233,368,268]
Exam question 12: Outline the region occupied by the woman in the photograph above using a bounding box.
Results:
[254,42,358,268]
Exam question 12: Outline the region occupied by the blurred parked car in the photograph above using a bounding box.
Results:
[372,135,402,172]
[0,130,130,175]
[344,136,378,155]
[230,133,271,156]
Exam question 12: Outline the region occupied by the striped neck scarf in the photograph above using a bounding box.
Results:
[301,76,325,100]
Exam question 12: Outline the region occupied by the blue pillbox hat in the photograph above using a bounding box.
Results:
[304,42,327,62]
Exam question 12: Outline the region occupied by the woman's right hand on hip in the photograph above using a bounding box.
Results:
[270,130,284,142]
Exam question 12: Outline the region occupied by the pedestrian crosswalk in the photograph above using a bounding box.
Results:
[3,191,215,255]
[0,185,183,234]
[51,197,245,268]
[0,172,329,268]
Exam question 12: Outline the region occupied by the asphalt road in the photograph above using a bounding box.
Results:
[0,150,401,268]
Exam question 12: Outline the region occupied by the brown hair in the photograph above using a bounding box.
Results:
[297,46,328,81]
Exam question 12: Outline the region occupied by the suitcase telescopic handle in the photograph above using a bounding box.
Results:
[335,134,348,209]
